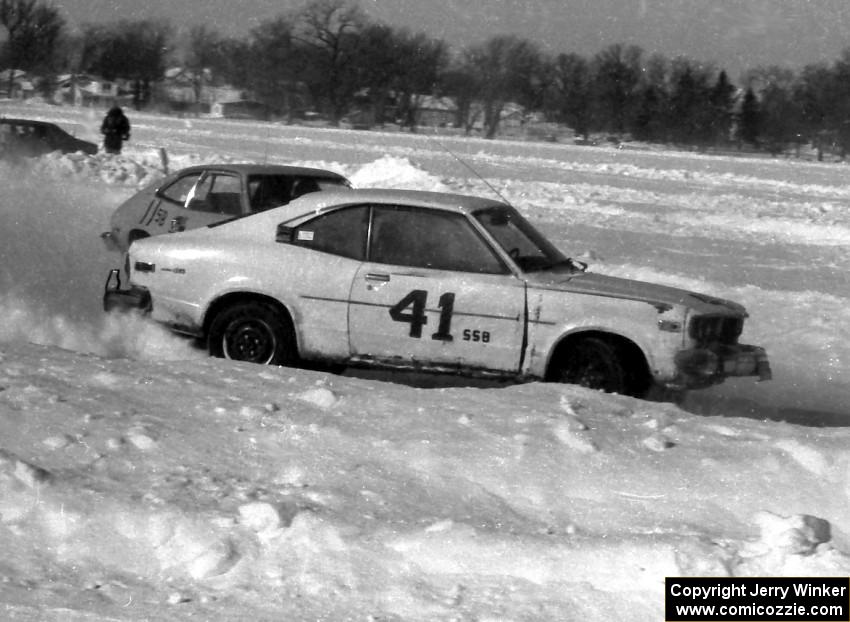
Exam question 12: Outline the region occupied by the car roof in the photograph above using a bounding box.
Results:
[0,118,60,128]
[174,162,349,181]
[295,187,509,215]
[161,188,512,243]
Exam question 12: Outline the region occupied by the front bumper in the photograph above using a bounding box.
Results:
[673,343,772,390]
[103,268,151,313]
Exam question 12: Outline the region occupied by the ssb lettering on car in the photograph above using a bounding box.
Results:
[462,329,491,343]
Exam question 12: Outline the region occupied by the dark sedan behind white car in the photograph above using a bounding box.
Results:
[0,118,98,158]
[104,188,770,398]
[101,163,351,253]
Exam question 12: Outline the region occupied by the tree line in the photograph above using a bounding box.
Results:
[3,0,850,155]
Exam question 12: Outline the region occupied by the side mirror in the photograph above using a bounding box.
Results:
[275,224,295,243]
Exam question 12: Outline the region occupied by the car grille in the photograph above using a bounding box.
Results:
[689,315,743,345]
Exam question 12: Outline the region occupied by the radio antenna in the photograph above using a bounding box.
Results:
[428,134,512,205]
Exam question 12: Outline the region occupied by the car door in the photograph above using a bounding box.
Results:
[347,205,527,374]
[277,205,369,360]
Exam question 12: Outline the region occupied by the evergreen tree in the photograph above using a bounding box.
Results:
[738,87,760,147]
[709,70,736,145]
[591,44,643,134]
[668,59,714,145]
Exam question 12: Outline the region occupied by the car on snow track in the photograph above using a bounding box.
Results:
[0,118,98,158]
[100,162,351,253]
[103,188,771,398]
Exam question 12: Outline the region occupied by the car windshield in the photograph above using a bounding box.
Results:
[473,205,573,272]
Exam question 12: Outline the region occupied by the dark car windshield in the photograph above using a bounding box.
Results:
[473,205,572,272]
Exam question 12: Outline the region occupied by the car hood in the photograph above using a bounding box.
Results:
[525,269,747,316]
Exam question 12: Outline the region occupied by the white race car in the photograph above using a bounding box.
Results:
[104,188,770,397]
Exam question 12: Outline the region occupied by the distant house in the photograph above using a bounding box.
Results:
[53,74,121,106]
[162,67,203,105]
[500,102,526,130]
[416,96,457,127]
[162,67,245,113]
[0,69,35,99]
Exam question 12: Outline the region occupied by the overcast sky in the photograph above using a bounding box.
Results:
[54,0,850,79]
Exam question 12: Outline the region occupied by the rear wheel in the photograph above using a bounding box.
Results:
[208,302,297,366]
[548,336,629,394]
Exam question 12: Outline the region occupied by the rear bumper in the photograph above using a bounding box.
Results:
[673,343,771,390]
[103,268,151,313]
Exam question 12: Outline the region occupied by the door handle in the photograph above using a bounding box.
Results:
[364,273,390,291]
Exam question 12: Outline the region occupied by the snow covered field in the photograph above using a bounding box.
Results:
[1,101,849,620]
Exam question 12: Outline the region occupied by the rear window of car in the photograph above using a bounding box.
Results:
[248,175,292,212]
[291,205,368,260]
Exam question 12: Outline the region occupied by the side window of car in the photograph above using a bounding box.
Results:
[248,174,292,212]
[160,172,203,206]
[370,206,508,274]
[189,173,243,216]
[290,205,369,260]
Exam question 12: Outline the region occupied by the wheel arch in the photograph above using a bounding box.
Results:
[544,329,653,396]
[202,292,298,352]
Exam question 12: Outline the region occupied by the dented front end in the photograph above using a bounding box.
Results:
[670,311,771,390]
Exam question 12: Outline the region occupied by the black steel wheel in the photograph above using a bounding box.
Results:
[208,302,297,366]
[549,336,628,394]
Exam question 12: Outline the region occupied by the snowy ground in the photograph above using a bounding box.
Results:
[1,101,849,620]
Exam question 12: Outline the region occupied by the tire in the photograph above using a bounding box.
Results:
[549,336,629,394]
[208,302,297,366]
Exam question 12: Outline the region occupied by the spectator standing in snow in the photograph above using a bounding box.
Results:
[101,105,131,154]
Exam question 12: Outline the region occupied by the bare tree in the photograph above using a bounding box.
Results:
[185,24,222,112]
[0,0,64,94]
[545,52,592,139]
[81,19,172,109]
[245,16,302,119]
[295,0,365,124]
[393,30,448,132]
[440,63,481,132]
[353,23,398,126]
[464,35,543,138]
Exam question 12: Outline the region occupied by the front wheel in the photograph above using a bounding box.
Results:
[208,302,297,366]
[548,336,629,394]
